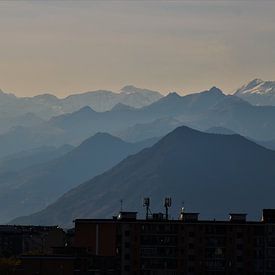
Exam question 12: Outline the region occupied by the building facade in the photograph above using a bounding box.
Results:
[72,210,275,275]
[0,225,65,257]
[15,209,275,274]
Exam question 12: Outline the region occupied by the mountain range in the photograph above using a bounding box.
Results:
[1,80,275,227]
[3,84,275,158]
[0,133,156,223]
[12,126,275,227]
[0,85,162,118]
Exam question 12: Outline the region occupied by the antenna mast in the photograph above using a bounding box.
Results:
[164,197,172,220]
[143,197,151,220]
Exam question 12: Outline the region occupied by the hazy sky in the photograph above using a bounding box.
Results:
[1,1,275,97]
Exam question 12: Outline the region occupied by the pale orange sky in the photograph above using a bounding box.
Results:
[0,1,275,97]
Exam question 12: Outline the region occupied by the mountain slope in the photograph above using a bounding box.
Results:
[0,133,155,223]
[13,126,275,227]
[205,126,236,135]
[0,144,73,174]
[116,117,183,142]
[235,79,275,106]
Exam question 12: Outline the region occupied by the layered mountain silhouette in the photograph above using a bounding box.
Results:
[12,126,275,227]
[205,127,275,151]
[61,85,162,113]
[0,85,162,120]
[116,117,183,142]
[0,112,44,135]
[0,144,73,174]
[3,85,275,157]
[235,79,275,106]
[0,133,156,223]
[0,86,162,138]
[56,87,275,142]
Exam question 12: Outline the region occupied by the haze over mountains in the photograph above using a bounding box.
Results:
[13,126,275,227]
[1,79,275,227]
[0,144,73,174]
[0,133,156,223]
[2,82,275,158]
[0,85,162,116]
[0,85,162,135]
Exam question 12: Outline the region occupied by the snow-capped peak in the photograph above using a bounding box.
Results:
[235,79,275,95]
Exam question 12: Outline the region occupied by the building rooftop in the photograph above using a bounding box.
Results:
[74,209,275,225]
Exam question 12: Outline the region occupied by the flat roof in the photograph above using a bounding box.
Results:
[74,218,267,225]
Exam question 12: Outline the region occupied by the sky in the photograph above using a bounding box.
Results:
[0,1,275,97]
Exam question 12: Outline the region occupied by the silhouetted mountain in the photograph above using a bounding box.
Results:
[141,87,225,116]
[116,117,183,142]
[13,126,275,227]
[235,79,275,106]
[0,133,154,223]
[49,106,98,128]
[48,86,228,137]
[115,89,275,142]
[0,124,64,158]
[198,96,275,140]
[43,87,227,145]
[205,127,275,151]
[0,144,73,174]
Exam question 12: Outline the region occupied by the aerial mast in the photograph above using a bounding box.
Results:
[143,197,150,220]
[164,197,172,220]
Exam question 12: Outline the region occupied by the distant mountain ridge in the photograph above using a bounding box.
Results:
[12,126,275,227]
[2,84,275,157]
[0,144,73,174]
[0,85,163,119]
[0,133,156,223]
[116,117,183,142]
[235,79,275,106]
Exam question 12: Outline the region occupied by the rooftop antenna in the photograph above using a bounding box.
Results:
[143,197,151,220]
[164,197,172,220]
